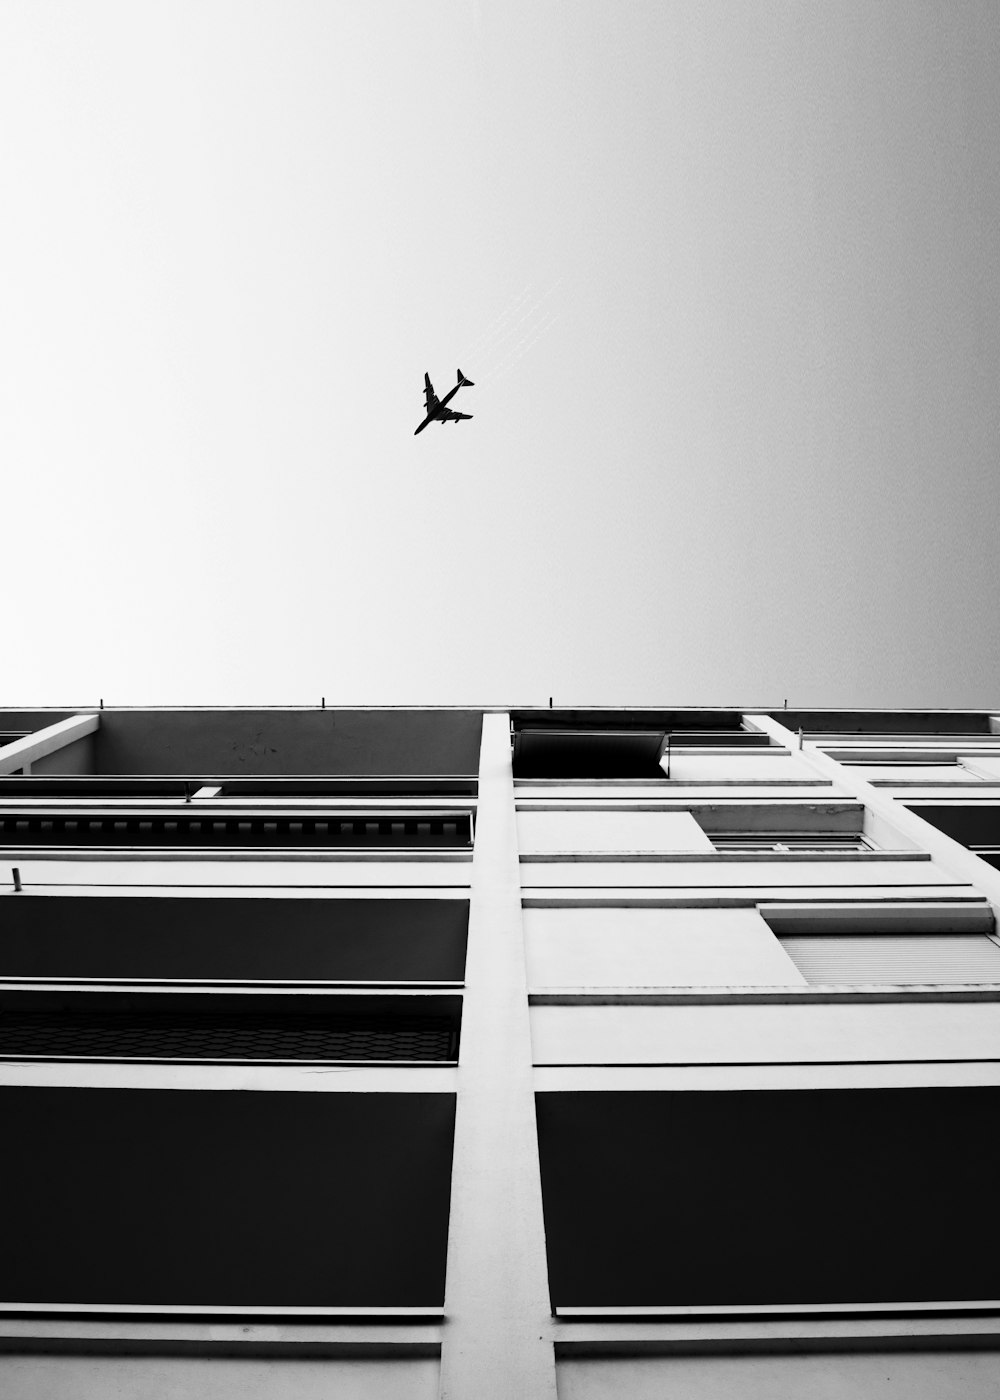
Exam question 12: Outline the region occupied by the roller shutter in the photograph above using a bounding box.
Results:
[779,934,1000,984]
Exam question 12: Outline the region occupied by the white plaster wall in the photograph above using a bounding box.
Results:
[530,1002,1000,1065]
[966,756,1000,779]
[523,908,805,987]
[659,754,819,780]
[556,1351,1000,1400]
[0,1355,439,1400]
[516,811,714,854]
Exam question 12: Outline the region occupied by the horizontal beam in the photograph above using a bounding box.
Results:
[0,1318,442,1356]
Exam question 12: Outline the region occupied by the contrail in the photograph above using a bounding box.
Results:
[482,311,559,384]
[473,272,566,367]
[465,284,535,358]
[470,292,542,364]
[476,286,563,376]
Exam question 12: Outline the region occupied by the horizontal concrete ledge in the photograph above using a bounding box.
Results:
[522,889,980,907]
[517,779,841,789]
[557,1302,1000,1319]
[0,1305,443,1320]
[0,1056,461,1068]
[0,979,466,993]
[2,797,478,810]
[515,792,842,805]
[907,798,1000,807]
[3,705,993,714]
[518,851,928,863]
[0,848,474,863]
[0,1063,459,1091]
[6,880,473,893]
[536,1059,1000,1070]
[529,987,1000,1005]
[0,1321,442,1358]
[516,799,862,812]
[555,1317,1000,1355]
[869,780,1000,788]
[534,1063,1000,1090]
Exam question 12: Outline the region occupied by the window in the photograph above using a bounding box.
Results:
[760,901,1000,987]
[0,1085,456,1313]
[778,934,1000,985]
[842,760,986,782]
[536,1086,1000,1313]
[711,833,874,853]
[510,714,765,779]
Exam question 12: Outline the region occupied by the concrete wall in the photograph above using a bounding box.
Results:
[51,711,485,776]
[0,1355,439,1400]
[659,753,820,780]
[530,1002,1000,1064]
[517,811,715,854]
[0,712,76,732]
[556,1351,1000,1399]
[28,733,96,775]
[524,908,805,987]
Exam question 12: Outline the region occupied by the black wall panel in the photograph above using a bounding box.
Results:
[0,1087,456,1308]
[536,1087,1000,1308]
[0,897,468,982]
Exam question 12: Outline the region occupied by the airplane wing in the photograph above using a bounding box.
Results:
[437,408,472,422]
[424,374,439,412]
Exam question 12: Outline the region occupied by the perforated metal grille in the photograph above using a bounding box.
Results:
[0,1012,458,1062]
[0,810,473,849]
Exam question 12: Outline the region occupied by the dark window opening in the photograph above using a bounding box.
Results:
[0,895,469,984]
[907,805,1000,852]
[511,713,768,779]
[0,1086,456,1310]
[537,1087,1000,1311]
[711,833,874,853]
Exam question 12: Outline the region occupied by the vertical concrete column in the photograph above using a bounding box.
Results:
[438,714,557,1400]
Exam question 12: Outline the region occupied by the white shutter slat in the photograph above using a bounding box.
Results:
[780,935,1000,985]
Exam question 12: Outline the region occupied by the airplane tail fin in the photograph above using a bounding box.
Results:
[457,369,474,387]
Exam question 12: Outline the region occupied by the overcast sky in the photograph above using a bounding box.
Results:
[2,1,998,710]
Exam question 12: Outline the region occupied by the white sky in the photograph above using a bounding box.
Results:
[2,1,998,709]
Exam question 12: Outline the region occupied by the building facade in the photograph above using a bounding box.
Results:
[1,704,999,1399]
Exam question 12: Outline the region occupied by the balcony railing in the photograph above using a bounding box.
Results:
[0,807,474,850]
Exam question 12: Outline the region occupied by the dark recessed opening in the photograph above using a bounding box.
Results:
[537,1087,1000,1309]
[0,990,461,1062]
[0,1085,456,1308]
[0,896,469,984]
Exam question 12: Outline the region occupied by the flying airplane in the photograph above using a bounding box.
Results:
[414,369,474,435]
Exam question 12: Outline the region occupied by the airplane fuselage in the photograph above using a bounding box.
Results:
[414,370,474,435]
[415,383,460,432]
